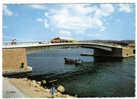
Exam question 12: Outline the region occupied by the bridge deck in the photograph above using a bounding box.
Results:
[2,42,134,58]
[3,43,123,49]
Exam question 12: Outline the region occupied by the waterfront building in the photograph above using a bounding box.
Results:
[51,37,78,43]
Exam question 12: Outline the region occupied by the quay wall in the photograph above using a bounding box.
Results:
[3,48,27,70]
[122,48,135,57]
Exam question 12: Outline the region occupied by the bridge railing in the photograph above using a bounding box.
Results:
[3,41,51,47]
[3,41,123,49]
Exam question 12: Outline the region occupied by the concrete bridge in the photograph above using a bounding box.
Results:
[3,42,135,58]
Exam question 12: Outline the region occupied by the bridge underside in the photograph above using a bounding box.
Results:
[93,47,135,58]
[48,44,135,58]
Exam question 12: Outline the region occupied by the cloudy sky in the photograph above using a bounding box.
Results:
[3,4,135,41]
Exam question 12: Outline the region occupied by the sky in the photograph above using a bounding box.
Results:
[3,4,135,41]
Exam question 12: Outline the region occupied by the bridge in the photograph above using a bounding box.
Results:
[3,41,135,58]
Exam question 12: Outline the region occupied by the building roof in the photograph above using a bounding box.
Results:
[53,37,74,41]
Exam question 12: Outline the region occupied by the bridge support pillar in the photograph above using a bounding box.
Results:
[94,47,135,58]
[3,48,28,70]
[93,49,112,57]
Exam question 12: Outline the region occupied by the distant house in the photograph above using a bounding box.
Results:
[51,37,78,43]
[11,39,16,45]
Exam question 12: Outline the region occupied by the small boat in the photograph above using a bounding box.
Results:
[75,59,82,65]
[64,57,82,65]
[80,53,93,56]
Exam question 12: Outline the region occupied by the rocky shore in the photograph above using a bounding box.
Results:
[6,77,75,98]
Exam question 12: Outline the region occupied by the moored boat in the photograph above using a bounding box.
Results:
[64,57,82,65]
[80,53,93,56]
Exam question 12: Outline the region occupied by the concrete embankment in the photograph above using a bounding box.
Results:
[3,77,26,98]
[3,66,32,77]
[3,77,75,98]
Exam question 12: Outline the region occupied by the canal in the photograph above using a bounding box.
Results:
[27,47,135,97]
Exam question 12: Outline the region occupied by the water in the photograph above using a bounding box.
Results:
[27,48,94,76]
[27,47,135,97]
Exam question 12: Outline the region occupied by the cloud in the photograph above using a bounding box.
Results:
[58,30,72,37]
[44,19,49,28]
[71,5,97,15]
[95,4,114,17]
[119,4,131,13]
[36,18,49,28]
[36,18,43,22]
[3,5,13,16]
[45,12,48,16]
[28,5,46,10]
[42,4,115,37]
